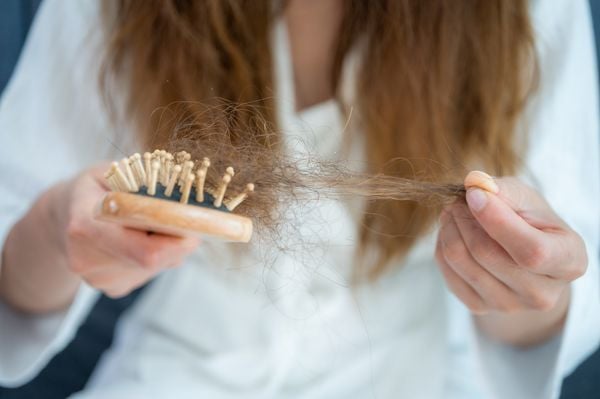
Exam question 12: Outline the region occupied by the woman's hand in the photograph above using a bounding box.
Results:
[0,165,200,314]
[435,171,588,347]
[60,165,200,297]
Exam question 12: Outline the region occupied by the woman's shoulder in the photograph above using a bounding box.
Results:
[529,0,592,39]
[0,0,115,190]
[18,0,104,76]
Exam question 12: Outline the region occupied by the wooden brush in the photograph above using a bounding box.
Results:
[95,150,254,243]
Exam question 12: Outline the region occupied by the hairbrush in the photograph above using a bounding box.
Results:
[95,150,254,242]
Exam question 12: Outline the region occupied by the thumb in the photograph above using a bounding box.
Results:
[462,171,562,267]
[464,171,560,228]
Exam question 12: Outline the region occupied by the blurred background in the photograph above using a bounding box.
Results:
[0,1,599,398]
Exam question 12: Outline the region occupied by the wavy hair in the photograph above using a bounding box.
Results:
[101,0,536,275]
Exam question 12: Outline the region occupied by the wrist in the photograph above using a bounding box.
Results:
[0,182,81,314]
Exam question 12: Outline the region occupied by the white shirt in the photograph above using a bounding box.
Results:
[0,0,599,398]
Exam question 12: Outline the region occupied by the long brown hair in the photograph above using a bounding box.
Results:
[101,1,536,275]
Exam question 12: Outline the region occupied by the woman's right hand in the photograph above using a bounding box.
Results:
[0,165,200,313]
[61,165,200,297]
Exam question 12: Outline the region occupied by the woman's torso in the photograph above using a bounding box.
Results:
[75,22,464,397]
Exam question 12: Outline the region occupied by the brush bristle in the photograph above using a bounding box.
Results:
[104,149,255,212]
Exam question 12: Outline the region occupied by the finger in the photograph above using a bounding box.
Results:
[100,225,199,266]
[78,246,185,293]
[464,172,570,273]
[70,169,201,267]
[439,212,519,312]
[435,238,487,314]
[449,202,559,296]
[71,218,199,269]
[69,224,197,273]
[449,202,515,268]
[449,202,521,281]
[464,188,564,275]
[82,265,153,290]
[465,172,550,219]
[66,236,118,275]
[83,264,156,296]
[98,256,187,298]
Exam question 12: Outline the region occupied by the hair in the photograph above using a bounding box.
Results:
[101,0,537,276]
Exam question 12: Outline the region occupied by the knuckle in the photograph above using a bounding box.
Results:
[166,257,185,268]
[439,209,452,225]
[66,219,87,240]
[565,236,588,280]
[521,243,548,269]
[434,244,445,265]
[83,272,127,292]
[138,249,163,269]
[99,282,136,299]
[488,212,512,231]
[461,267,481,286]
[575,260,588,278]
[494,300,520,314]
[104,288,130,299]
[67,258,86,274]
[466,301,488,315]
[563,261,587,281]
[470,241,497,266]
[443,279,459,296]
[82,274,110,289]
[443,241,468,266]
[501,305,520,314]
[526,291,556,311]
[450,289,486,315]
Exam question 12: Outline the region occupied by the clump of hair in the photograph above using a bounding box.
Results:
[102,0,535,275]
[145,102,465,247]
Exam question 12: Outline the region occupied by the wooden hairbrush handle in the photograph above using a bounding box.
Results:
[95,192,253,243]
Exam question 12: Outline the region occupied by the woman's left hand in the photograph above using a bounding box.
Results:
[435,171,588,345]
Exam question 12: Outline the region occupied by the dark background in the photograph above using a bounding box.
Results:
[0,1,599,397]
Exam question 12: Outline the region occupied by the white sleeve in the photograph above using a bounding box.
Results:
[0,0,116,386]
[473,0,600,398]
[0,285,99,387]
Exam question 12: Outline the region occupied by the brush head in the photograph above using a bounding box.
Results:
[95,149,255,243]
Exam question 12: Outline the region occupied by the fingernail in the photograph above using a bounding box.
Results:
[466,188,488,212]
[465,171,499,194]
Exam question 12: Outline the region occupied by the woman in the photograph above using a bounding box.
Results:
[0,0,598,397]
